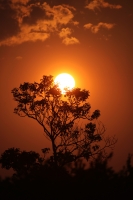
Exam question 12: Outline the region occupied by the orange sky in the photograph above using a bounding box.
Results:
[0,0,133,174]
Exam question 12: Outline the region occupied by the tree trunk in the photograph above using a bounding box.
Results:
[51,138,58,167]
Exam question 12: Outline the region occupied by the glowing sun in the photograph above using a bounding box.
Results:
[54,73,75,93]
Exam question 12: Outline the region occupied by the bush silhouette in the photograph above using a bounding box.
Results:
[0,149,133,200]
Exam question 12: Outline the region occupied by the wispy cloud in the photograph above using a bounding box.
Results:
[84,22,115,33]
[59,28,79,45]
[86,0,122,11]
[59,28,72,38]
[0,1,79,46]
[62,37,80,45]
[73,21,79,26]
[15,56,23,60]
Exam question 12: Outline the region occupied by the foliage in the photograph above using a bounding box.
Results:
[11,75,116,166]
[0,149,133,200]
[0,148,43,177]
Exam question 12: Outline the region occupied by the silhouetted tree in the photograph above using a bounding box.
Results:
[0,148,43,178]
[11,75,116,167]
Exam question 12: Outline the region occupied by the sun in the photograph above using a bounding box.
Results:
[54,73,75,94]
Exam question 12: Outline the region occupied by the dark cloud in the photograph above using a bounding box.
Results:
[44,0,86,8]
[23,4,53,25]
[0,3,20,41]
[0,1,79,46]
[0,0,122,46]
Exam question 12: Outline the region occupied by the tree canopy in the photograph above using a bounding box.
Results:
[11,75,116,167]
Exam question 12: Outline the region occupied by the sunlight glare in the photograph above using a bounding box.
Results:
[54,73,75,94]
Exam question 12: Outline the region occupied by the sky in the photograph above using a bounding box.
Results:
[0,0,133,175]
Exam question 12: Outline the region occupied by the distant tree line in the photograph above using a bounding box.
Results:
[0,148,133,200]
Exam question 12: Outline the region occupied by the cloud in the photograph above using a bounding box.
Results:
[62,37,80,45]
[84,22,115,33]
[15,56,23,60]
[0,24,50,46]
[58,27,79,45]
[59,28,72,38]
[84,23,93,29]
[73,21,79,26]
[0,1,78,46]
[86,0,122,11]
[11,0,29,4]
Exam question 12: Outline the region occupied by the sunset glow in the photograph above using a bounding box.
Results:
[54,73,75,93]
[0,0,133,176]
